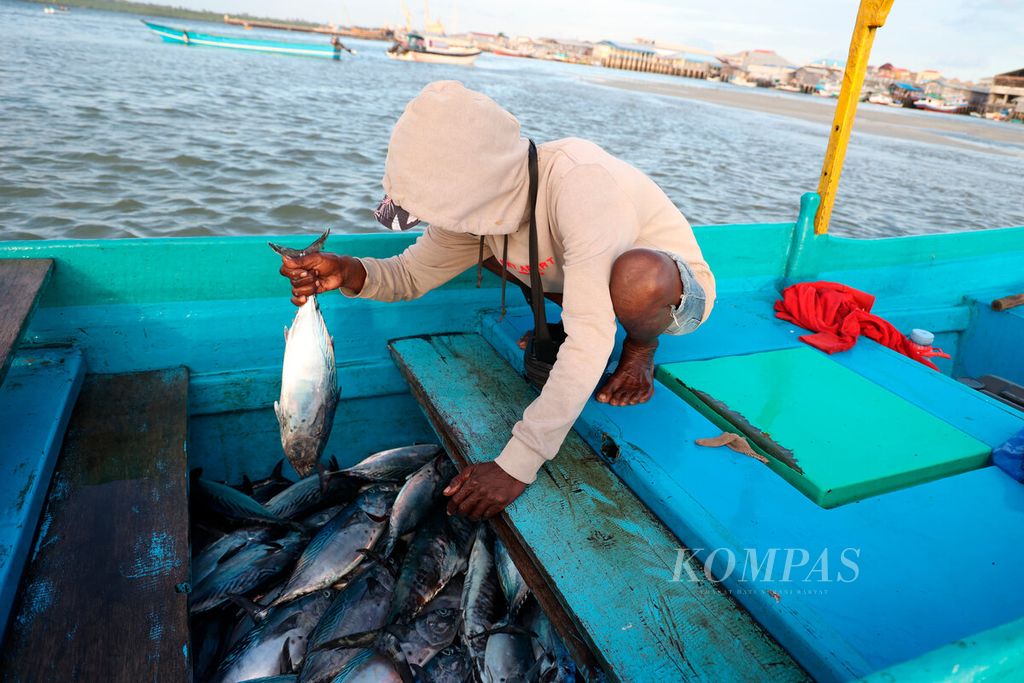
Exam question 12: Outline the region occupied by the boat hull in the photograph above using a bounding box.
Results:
[386,49,480,66]
[142,21,345,59]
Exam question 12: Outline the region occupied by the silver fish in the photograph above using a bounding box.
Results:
[523,600,576,683]
[340,444,443,482]
[190,531,304,614]
[241,461,295,504]
[494,538,530,622]
[315,578,463,673]
[419,645,472,683]
[270,486,395,608]
[194,476,293,529]
[300,558,399,683]
[383,455,458,556]
[237,676,298,683]
[271,229,339,479]
[329,648,404,683]
[460,527,500,678]
[211,589,335,683]
[482,631,536,683]
[302,505,346,532]
[389,513,474,623]
[193,528,273,588]
[266,470,358,521]
[394,576,464,670]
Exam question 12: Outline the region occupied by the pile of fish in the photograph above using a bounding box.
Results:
[189,444,578,683]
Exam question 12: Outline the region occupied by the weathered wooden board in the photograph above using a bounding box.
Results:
[0,368,191,683]
[0,349,85,646]
[0,259,53,389]
[390,334,807,683]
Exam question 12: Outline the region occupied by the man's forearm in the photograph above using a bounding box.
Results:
[338,255,368,295]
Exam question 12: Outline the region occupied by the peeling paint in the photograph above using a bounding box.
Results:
[121,531,178,579]
[17,578,55,625]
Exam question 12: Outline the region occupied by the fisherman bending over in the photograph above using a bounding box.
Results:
[279,81,715,520]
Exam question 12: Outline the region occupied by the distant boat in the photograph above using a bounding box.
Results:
[867,91,901,107]
[914,97,967,114]
[775,84,802,93]
[141,20,353,59]
[387,33,481,65]
[729,76,757,88]
[492,47,533,58]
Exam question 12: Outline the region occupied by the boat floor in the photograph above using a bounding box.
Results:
[481,295,1024,682]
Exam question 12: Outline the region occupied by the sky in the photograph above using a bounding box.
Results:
[169,0,1020,81]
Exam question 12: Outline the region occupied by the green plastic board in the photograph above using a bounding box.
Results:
[657,347,991,508]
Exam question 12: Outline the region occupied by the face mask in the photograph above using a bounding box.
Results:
[374,195,421,231]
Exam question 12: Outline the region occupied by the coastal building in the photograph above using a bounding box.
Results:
[725,49,798,85]
[792,65,835,93]
[985,68,1024,120]
[592,41,719,78]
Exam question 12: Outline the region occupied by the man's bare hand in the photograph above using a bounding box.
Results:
[279,252,365,305]
[443,462,526,521]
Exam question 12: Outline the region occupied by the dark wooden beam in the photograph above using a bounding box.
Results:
[1,369,192,682]
[0,259,53,389]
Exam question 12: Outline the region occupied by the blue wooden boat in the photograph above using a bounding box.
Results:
[1,1,1023,680]
[141,20,352,59]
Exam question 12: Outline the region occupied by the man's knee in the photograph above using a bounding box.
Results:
[610,248,681,316]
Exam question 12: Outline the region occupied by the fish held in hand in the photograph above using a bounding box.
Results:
[271,229,340,480]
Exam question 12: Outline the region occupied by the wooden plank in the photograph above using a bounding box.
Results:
[0,368,191,683]
[0,260,53,389]
[0,349,85,646]
[389,334,807,683]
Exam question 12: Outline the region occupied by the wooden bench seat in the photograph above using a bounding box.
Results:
[390,333,807,683]
[0,259,53,390]
[1,368,191,682]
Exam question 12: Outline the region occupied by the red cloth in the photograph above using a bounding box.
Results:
[774,281,949,371]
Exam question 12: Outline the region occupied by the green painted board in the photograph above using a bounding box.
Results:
[658,347,991,508]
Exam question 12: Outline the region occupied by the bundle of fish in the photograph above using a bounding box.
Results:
[189,444,578,683]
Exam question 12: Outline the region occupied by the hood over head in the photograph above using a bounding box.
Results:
[382,81,531,235]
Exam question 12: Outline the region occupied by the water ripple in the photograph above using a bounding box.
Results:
[1,2,1022,241]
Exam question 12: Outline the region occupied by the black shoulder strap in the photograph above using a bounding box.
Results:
[526,140,552,353]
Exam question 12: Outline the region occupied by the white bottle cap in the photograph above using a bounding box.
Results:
[910,328,934,346]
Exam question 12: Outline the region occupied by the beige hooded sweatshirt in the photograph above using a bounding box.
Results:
[346,81,715,484]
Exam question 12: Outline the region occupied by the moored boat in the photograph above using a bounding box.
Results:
[141,20,353,59]
[386,33,481,65]
[914,96,968,113]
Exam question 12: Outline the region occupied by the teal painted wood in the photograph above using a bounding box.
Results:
[389,334,808,683]
[20,289,498,415]
[188,392,437,482]
[957,297,1024,388]
[827,338,1023,448]
[0,349,84,646]
[481,310,1024,681]
[859,615,1024,683]
[143,21,347,58]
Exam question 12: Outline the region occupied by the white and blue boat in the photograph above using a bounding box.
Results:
[142,20,353,59]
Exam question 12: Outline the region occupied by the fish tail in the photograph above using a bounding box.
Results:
[268,227,331,259]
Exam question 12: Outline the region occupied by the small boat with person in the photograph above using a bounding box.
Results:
[387,33,481,66]
[141,20,354,59]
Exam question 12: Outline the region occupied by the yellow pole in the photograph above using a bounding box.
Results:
[814,0,894,234]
